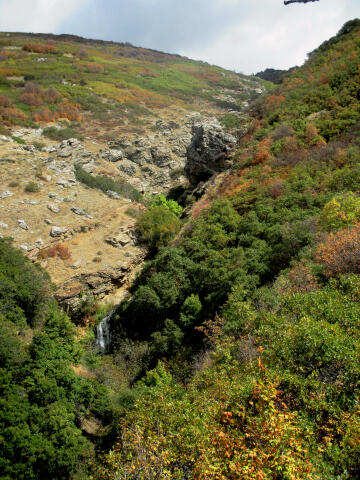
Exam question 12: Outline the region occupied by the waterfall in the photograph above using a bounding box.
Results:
[96,312,113,351]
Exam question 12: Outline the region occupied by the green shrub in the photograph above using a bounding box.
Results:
[318,192,360,232]
[42,126,82,141]
[137,206,181,248]
[24,181,40,193]
[74,164,143,203]
[149,194,183,217]
[12,135,26,145]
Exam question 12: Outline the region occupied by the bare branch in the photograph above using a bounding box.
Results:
[284,0,320,5]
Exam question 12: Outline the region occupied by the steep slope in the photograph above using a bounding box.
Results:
[96,19,360,479]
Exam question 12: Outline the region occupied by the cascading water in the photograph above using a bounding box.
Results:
[96,312,113,351]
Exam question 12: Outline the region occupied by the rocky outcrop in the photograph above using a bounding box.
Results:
[55,250,146,314]
[185,118,237,184]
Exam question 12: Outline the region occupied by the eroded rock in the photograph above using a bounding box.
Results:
[185,118,236,184]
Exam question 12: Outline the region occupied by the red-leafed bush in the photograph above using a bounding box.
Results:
[0,95,13,107]
[20,92,43,107]
[316,223,360,277]
[268,178,284,199]
[43,86,60,103]
[38,243,71,260]
[24,82,43,95]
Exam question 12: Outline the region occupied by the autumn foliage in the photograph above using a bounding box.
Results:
[38,243,71,260]
[0,95,13,107]
[316,223,360,277]
[23,43,58,54]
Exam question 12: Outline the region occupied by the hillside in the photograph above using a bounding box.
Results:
[1,19,360,480]
[0,32,263,139]
[0,32,265,310]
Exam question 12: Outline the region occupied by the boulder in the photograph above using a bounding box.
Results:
[117,159,137,176]
[151,145,173,167]
[1,190,13,199]
[106,190,121,200]
[50,226,67,237]
[125,146,151,166]
[71,206,86,216]
[17,219,28,230]
[105,232,132,247]
[47,203,60,213]
[102,149,123,162]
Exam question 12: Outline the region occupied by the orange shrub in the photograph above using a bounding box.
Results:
[265,94,285,109]
[316,223,360,277]
[254,149,271,165]
[0,107,27,122]
[84,62,104,74]
[38,243,71,260]
[56,103,81,121]
[33,107,54,123]
[276,260,318,295]
[23,43,58,54]
[0,95,13,107]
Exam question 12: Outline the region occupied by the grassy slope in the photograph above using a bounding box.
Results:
[96,19,360,480]
[0,32,263,139]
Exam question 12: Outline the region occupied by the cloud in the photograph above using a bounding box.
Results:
[0,0,87,33]
[0,0,358,73]
[180,0,354,73]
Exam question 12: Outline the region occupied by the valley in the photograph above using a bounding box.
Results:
[1,19,360,480]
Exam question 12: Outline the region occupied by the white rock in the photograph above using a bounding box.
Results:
[1,190,13,199]
[17,219,28,230]
[47,203,60,213]
[0,222,8,228]
[71,206,86,216]
[50,226,67,237]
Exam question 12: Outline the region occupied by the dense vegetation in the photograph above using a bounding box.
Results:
[96,19,360,479]
[0,239,113,479]
[2,19,360,480]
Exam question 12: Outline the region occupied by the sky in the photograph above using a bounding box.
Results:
[0,0,358,74]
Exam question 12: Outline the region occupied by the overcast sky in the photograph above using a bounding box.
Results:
[0,0,358,74]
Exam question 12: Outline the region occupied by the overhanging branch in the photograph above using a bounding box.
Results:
[284,0,320,5]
